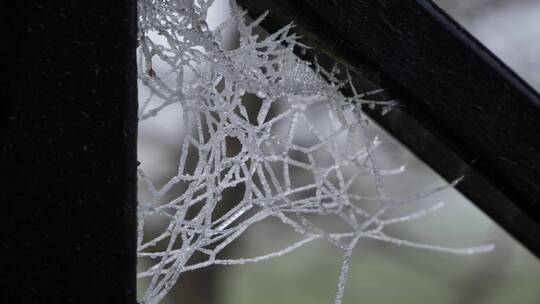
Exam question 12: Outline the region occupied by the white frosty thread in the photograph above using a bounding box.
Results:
[136,1,493,303]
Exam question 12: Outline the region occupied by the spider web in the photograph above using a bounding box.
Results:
[136,1,493,303]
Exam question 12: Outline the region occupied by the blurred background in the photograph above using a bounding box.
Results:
[137,0,540,303]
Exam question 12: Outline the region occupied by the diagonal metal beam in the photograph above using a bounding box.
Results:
[237,0,540,257]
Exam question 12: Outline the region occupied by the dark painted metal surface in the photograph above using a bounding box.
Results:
[237,0,540,256]
[0,1,138,303]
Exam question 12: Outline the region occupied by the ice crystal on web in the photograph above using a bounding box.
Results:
[136,1,493,303]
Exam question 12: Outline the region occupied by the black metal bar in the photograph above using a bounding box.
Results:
[237,0,540,256]
[0,1,138,303]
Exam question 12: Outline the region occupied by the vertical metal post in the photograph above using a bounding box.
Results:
[0,1,138,303]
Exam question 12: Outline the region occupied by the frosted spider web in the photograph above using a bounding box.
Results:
[136,1,494,303]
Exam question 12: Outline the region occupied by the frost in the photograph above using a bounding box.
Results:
[136,1,493,303]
